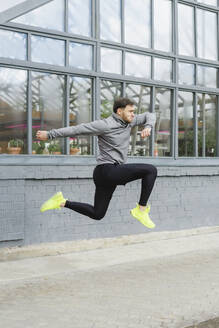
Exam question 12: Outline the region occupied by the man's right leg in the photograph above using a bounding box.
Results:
[64,185,116,220]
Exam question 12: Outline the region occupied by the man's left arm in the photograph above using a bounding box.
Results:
[131,112,156,138]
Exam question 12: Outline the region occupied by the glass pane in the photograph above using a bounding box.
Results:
[0,29,27,60]
[126,84,151,157]
[32,72,65,155]
[155,88,171,157]
[31,35,65,66]
[0,67,27,155]
[178,91,194,157]
[101,48,122,74]
[69,77,93,155]
[197,93,216,157]
[178,62,195,85]
[197,66,217,88]
[100,0,121,42]
[69,43,92,70]
[12,0,64,32]
[197,9,217,61]
[124,0,151,48]
[125,52,151,79]
[100,80,122,118]
[178,4,195,56]
[0,0,25,12]
[68,0,91,37]
[154,58,172,82]
[154,0,172,52]
[197,0,217,6]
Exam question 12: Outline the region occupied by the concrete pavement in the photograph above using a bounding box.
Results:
[0,227,219,327]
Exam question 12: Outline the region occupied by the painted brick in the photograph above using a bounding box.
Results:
[1,166,219,246]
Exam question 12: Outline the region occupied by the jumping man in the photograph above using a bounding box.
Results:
[37,97,157,228]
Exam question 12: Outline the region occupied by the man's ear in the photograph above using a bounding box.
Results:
[117,108,122,116]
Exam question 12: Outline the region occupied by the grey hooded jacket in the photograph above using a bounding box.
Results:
[47,112,156,165]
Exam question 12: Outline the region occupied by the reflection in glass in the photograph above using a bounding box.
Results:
[154,58,172,82]
[155,88,171,157]
[69,77,92,155]
[197,9,217,61]
[100,0,121,42]
[32,72,65,155]
[197,94,216,157]
[100,80,122,119]
[13,0,64,32]
[0,0,25,12]
[69,43,92,70]
[154,0,172,52]
[197,66,217,88]
[31,35,65,66]
[178,92,194,157]
[125,52,151,79]
[197,0,217,6]
[101,48,122,74]
[126,84,151,157]
[0,29,27,60]
[0,67,27,155]
[69,0,91,37]
[178,4,194,56]
[178,62,195,85]
[124,0,150,48]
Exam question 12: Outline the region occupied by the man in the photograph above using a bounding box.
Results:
[37,97,157,228]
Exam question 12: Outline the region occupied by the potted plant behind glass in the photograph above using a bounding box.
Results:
[48,141,62,155]
[32,141,45,154]
[7,139,23,154]
[70,138,80,155]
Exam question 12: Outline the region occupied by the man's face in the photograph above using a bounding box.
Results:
[117,105,135,123]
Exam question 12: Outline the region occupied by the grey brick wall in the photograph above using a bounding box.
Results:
[1,164,219,247]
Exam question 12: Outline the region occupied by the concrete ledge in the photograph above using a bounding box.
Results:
[1,226,219,262]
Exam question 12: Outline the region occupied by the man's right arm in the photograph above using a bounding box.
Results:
[36,119,108,141]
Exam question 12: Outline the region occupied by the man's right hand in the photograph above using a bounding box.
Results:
[36,130,48,141]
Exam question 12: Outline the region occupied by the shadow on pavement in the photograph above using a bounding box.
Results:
[186,318,219,328]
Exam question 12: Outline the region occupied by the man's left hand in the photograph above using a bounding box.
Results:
[141,127,151,138]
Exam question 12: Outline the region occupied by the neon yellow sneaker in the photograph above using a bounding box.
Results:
[130,203,155,229]
[40,192,66,212]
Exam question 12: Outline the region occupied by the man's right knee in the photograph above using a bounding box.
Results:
[93,212,105,221]
[151,165,157,177]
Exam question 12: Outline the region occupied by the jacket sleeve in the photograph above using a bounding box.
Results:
[47,119,108,140]
[130,112,156,129]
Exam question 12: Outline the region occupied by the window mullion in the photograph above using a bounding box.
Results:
[65,75,70,155]
[27,70,32,155]
[151,86,155,157]
[202,93,206,157]
[194,92,198,157]
[173,88,178,159]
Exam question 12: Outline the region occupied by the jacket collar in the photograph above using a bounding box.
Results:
[112,112,128,127]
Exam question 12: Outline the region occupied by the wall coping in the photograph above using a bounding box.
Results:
[1,161,219,179]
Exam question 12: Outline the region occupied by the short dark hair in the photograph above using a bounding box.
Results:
[113,97,134,113]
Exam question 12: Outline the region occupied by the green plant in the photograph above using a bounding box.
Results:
[48,141,61,153]
[100,100,113,119]
[8,139,24,148]
[32,141,45,154]
[70,138,79,149]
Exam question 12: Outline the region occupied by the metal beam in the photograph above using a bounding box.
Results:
[0,0,53,25]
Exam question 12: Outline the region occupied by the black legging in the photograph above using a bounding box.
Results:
[65,163,157,220]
